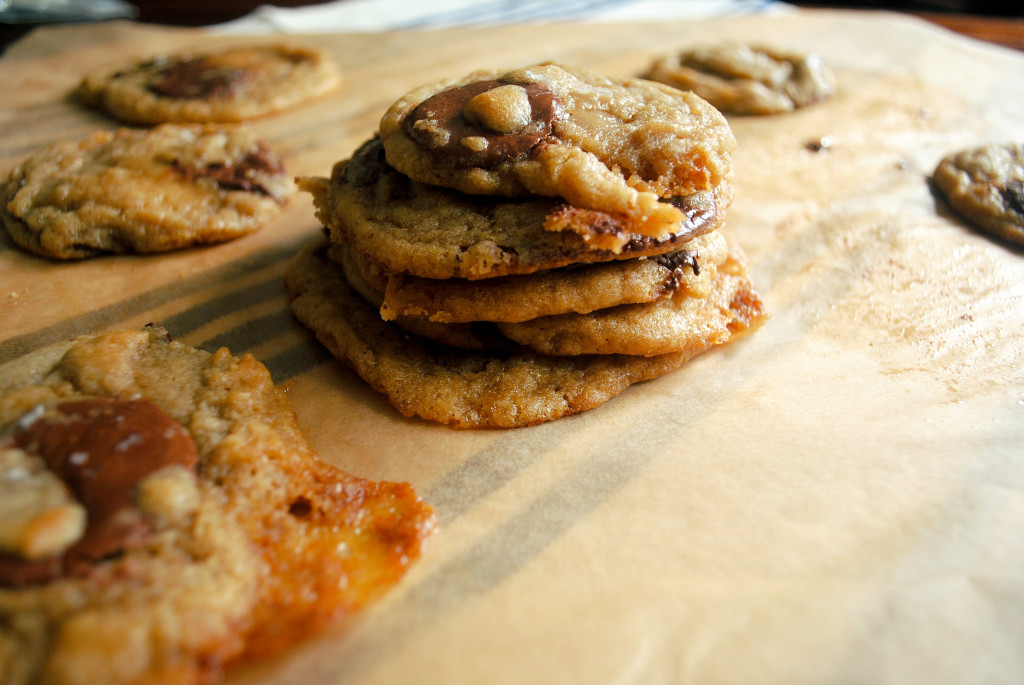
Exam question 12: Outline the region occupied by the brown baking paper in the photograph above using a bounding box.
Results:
[2,9,1023,684]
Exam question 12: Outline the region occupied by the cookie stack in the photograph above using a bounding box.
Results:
[286,62,766,429]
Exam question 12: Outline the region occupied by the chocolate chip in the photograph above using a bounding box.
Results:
[148,57,248,99]
[404,79,564,168]
[1,398,199,587]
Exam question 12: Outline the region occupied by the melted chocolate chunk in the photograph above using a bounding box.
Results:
[149,57,248,99]
[655,250,700,277]
[0,552,62,587]
[404,78,564,167]
[173,141,286,199]
[653,250,700,295]
[1,398,199,587]
[1004,179,1024,217]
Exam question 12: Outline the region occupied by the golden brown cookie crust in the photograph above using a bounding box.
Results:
[334,231,727,324]
[932,142,1024,246]
[0,124,292,260]
[644,44,835,115]
[300,137,726,280]
[379,62,735,243]
[76,43,341,124]
[285,239,760,428]
[0,328,435,685]
[496,237,765,356]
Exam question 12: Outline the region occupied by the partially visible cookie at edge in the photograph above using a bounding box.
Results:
[76,43,341,124]
[644,43,835,115]
[0,326,436,685]
[1,124,293,259]
[932,142,1024,247]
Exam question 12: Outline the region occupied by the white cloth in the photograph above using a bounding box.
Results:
[213,0,792,34]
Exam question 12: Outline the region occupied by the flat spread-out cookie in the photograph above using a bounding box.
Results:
[379,62,735,245]
[644,44,835,115]
[932,142,1024,246]
[496,241,763,357]
[0,327,436,685]
[1,124,292,259]
[300,137,724,279]
[77,43,341,124]
[333,231,727,323]
[286,241,731,428]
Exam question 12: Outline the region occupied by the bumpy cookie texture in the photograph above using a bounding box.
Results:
[300,137,725,280]
[379,62,735,244]
[286,240,761,428]
[932,142,1024,247]
[644,44,835,115]
[335,231,727,324]
[496,239,765,356]
[77,43,341,124]
[1,124,292,259]
[0,327,436,685]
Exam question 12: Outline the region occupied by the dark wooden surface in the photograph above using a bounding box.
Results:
[912,11,1024,50]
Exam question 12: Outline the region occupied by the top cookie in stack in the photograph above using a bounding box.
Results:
[286,62,766,429]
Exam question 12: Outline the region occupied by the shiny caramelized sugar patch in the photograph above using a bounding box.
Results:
[0,327,436,685]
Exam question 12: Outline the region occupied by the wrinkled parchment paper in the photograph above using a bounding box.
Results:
[1,10,1023,684]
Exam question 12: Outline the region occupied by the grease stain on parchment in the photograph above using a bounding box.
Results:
[725,69,1023,404]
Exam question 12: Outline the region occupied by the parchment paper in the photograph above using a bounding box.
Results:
[1,10,1023,685]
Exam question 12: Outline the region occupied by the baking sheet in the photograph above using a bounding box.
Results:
[2,10,1023,684]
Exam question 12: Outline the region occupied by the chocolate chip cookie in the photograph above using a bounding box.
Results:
[286,240,742,428]
[1,124,292,259]
[292,62,764,428]
[300,137,725,280]
[0,327,435,685]
[495,241,763,357]
[335,231,726,324]
[378,62,735,246]
[77,43,341,124]
[932,142,1024,246]
[644,44,835,115]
